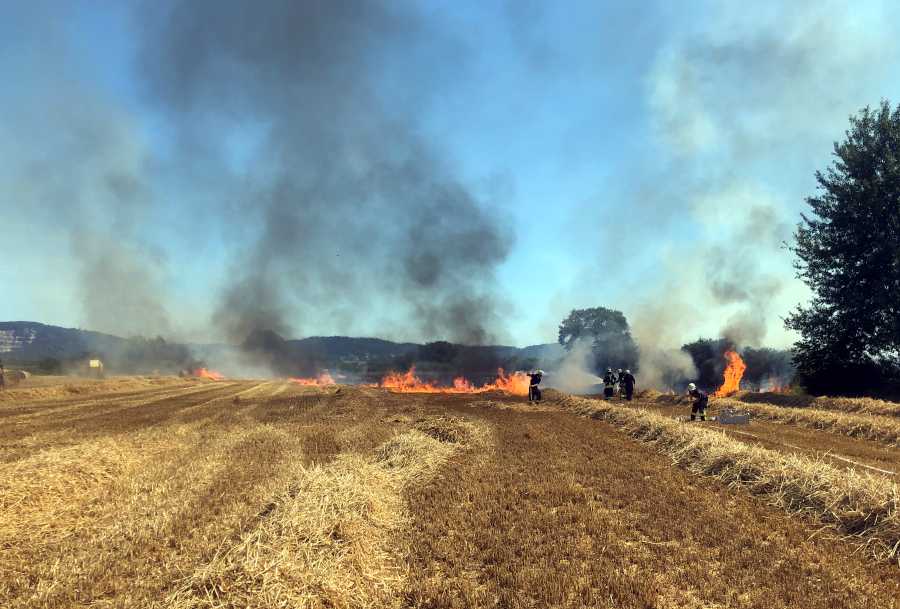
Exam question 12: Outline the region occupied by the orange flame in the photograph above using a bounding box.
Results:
[289,372,337,386]
[713,350,746,397]
[380,366,529,396]
[194,368,225,381]
[483,368,531,396]
[761,378,790,393]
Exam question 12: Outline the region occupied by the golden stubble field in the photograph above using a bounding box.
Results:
[1,378,898,608]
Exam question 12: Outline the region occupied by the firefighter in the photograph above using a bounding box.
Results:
[0,360,5,390]
[616,368,624,396]
[687,383,708,421]
[603,368,617,399]
[621,369,636,401]
[528,369,544,402]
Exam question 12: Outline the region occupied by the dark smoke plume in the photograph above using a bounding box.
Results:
[140,0,512,346]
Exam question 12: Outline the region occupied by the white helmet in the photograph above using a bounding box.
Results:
[687,382,697,392]
[625,369,631,374]
[536,369,545,375]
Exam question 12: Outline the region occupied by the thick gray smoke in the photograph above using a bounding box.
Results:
[1,3,173,340]
[703,203,793,346]
[72,237,172,338]
[139,0,511,345]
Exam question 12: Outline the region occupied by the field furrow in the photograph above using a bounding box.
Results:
[1,380,898,609]
[636,400,900,478]
[0,380,215,420]
[554,395,900,564]
[0,383,253,463]
[405,397,900,608]
[718,398,900,447]
[737,392,900,418]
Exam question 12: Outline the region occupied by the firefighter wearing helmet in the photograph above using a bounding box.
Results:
[621,369,636,401]
[687,382,708,421]
[603,368,617,399]
[528,369,544,402]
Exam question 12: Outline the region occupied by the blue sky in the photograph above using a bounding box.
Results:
[3,1,900,349]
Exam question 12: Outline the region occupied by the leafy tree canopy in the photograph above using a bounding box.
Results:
[786,100,900,394]
[558,307,638,373]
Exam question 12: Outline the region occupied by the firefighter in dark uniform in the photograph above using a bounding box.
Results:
[621,369,636,401]
[687,383,708,421]
[528,369,544,402]
[0,360,5,390]
[603,368,617,399]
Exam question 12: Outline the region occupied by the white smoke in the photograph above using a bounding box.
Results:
[546,339,602,394]
[631,295,698,390]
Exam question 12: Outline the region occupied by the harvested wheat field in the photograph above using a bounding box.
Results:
[641,393,900,477]
[1,380,899,608]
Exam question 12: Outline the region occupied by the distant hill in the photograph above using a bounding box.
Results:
[0,321,124,362]
[0,321,564,378]
[288,336,420,360]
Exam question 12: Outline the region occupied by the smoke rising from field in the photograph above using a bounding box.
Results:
[6,2,900,356]
[702,201,792,347]
[72,238,172,338]
[547,339,602,394]
[629,296,698,390]
[139,0,511,346]
[1,2,511,346]
[0,4,174,340]
[600,1,898,357]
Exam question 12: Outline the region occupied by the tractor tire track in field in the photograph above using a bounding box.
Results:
[637,401,900,478]
[557,394,900,564]
[722,427,897,476]
[0,383,254,463]
[15,382,240,433]
[2,382,899,608]
[404,400,900,608]
[0,381,215,421]
[0,386,401,608]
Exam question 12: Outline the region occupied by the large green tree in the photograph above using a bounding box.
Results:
[558,307,639,373]
[786,101,900,394]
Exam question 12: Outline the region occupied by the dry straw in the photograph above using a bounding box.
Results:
[0,375,193,404]
[167,418,488,609]
[811,395,900,418]
[739,392,900,418]
[555,395,900,565]
[717,397,900,447]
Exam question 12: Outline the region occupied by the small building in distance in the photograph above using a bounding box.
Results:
[88,358,105,378]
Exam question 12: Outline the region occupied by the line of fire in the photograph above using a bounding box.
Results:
[190,351,753,400]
